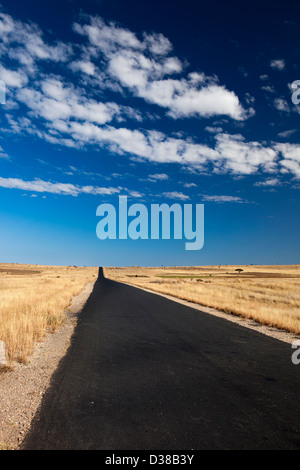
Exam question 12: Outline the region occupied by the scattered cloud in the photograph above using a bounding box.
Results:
[0,12,72,74]
[261,85,275,93]
[0,145,9,159]
[214,133,278,175]
[274,97,290,112]
[275,143,300,179]
[201,195,245,203]
[0,8,299,188]
[205,126,223,134]
[72,14,252,121]
[5,111,293,177]
[0,64,28,88]
[69,60,96,76]
[162,191,190,200]
[278,129,297,138]
[16,79,123,125]
[0,176,123,196]
[148,173,169,181]
[183,182,197,188]
[270,59,286,71]
[254,177,281,187]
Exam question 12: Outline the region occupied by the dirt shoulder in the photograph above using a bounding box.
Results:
[0,281,95,450]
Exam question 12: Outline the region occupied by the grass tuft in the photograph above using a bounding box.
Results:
[0,264,97,364]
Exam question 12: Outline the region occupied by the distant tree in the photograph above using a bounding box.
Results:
[235,268,243,274]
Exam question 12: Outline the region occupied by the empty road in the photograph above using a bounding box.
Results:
[22,269,300,450]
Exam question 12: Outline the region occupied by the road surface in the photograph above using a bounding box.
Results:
[22,269,300,450]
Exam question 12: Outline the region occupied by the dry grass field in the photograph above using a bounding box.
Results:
[0,263,98,364]
[105,265,300,335]
[1,263,300,366]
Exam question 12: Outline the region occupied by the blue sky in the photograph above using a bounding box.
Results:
[0,0,299,266]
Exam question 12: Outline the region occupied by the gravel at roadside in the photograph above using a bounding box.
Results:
[0,281,94,450]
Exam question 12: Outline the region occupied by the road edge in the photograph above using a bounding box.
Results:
[117,280,300,345]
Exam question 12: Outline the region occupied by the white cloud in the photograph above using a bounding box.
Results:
[0,177,80,195]
[214,133,278,175]
[17,87,72,121]
[280,159,300,178]
[0,65,28,88]
[73,15,251,121]
[69,60,95,75]
[0,176,123,196]
[11,110,284,178]
[0,12,14,36]
[0,12,72,71]
[64,123,211,166]
[254,178,281,186]
[125,189,144,198]
[108,51,149,89]
[274,97,290,112]
[73,16,144,55]
[0,145,9,159]
[270,59,286,71]
[275,143,300,161]
[167,84,249,120]
[148,173,169,181]
[162,191,190,200]
[275,143,300,179]
[107,50,248,120]
[0,10,258,177]
[16,79,121,125]
[201,195,245,203]
[2,10,300,182]
[142,32,173,56]
[278,129,297,138]
[205,126,223,133]
[261,85,275,93]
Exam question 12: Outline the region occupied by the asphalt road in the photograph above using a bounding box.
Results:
[22,268,300,450]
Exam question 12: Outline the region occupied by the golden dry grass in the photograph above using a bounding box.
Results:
[0,263,97,364]
[2,262,300,364]
[105,265,300,335]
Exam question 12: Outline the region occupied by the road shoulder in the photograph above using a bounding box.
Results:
[120,280,300,345]
[0,281,94,450]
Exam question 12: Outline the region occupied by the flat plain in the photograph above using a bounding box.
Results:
[0,263,97,364]
[105,264,300,336]
[1,263,300,367]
